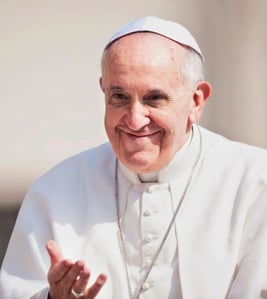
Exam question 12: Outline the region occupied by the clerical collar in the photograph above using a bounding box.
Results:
[138,172,158,183]
[118,125,201,184]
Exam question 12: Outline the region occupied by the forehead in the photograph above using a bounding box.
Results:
[103,32,187,68]
[101,33,188,90]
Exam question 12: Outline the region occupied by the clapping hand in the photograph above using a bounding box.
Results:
[46,240,107,299]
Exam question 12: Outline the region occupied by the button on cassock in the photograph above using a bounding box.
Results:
[143,209,152,217]
[144,259,152,268]
[144,233,158,242]
[142,282,151,291]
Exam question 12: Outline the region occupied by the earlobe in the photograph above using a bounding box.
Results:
[189,81,212,124]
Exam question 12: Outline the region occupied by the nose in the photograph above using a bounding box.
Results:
[124,101,150,131]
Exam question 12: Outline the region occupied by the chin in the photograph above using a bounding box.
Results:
[120,152,160,173]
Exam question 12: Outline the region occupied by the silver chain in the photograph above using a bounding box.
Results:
[115,127,203,299]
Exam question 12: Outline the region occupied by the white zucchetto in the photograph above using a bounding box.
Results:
[104,16,203,60]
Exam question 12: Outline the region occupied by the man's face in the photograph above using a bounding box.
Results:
[100,33,203,174]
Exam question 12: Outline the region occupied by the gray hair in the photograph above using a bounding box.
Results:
[181,47,205,88]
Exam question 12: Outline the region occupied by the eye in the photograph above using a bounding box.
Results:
[149,94,164,101]
[144,92,169,107]
[108,93,130,106]
[113,93,128,100]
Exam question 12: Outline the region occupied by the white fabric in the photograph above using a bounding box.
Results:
[105,16,203,59]
[1,126,267,299]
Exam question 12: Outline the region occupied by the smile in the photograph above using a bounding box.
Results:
[124,130,161,140]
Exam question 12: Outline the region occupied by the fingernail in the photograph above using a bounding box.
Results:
[97,274,107,285]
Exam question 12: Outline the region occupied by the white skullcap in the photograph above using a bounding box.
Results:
[105,16,203,60]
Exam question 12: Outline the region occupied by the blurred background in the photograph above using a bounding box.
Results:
[1,0,266,264]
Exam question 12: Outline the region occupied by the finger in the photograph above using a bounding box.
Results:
[46,240,64,266]
[48,259,74,284]
[71,265,90,295]
[48,260,74,299]
[63,260,86,289]
[86,273,107,298]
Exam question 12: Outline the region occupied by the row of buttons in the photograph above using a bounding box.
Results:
[138,185,171,294]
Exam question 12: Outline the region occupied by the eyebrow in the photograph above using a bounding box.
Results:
[107,85,124,91]
[106,86,169,98]
[147,89,167,94]
[108,86,167,93]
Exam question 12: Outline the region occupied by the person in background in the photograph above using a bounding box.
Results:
[1,16,267,299]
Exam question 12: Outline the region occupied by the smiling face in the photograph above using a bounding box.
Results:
[100,33,210,173]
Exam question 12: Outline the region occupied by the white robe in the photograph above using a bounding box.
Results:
[1,126,267,299]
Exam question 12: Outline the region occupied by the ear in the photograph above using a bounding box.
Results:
[189,81,212,124]
[99,77,104,92]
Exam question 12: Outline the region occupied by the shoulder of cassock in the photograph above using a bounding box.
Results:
[199,126,267,188]
[26,142,116,201]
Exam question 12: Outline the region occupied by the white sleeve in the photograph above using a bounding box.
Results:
[228,183,267,299]
[0,185,52,299]
[29,287,50,299]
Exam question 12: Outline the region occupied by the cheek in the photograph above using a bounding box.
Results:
[154,111,181,134]
[104,110,113,134]
[104,117,112,137]
[157,110,189,144]
[104,109,120,137]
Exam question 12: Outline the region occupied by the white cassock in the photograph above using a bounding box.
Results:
[0,125,267,299]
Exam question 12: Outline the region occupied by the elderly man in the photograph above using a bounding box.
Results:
[1,16,267,299]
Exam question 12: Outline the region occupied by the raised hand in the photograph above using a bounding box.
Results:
[46,240,107,299]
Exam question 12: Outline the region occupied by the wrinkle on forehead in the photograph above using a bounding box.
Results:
[101,32,187,75]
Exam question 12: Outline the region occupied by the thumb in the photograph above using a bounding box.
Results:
[46,240,64,266]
